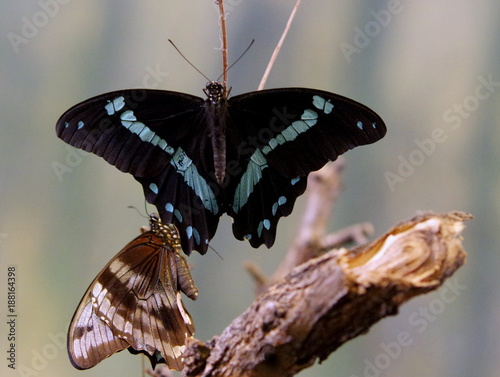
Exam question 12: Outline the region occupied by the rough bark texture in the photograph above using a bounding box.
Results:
[179,164,471,377]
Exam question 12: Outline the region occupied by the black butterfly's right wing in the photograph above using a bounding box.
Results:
[67,231,196,370]
[56,90,221,255]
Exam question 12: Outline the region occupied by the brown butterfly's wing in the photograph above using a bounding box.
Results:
[68,226,196,371]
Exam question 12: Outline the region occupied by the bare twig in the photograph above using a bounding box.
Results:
[217,1,229,86]
[320,222,374,250]
[258,0,302,90]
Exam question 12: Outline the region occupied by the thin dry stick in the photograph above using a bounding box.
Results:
[258,0,302,90]
[217,0,229,86]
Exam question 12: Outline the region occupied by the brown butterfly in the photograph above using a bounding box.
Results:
[67,214,198,371]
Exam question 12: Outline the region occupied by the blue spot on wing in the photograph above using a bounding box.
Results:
[192,228,201,245]
[149,183,159,194]
[257,219,271,237]
[173,209,183,222]
[271,196,287,216]
[272,202,278,216]
[77,121,84,129]
[186,226,201,245]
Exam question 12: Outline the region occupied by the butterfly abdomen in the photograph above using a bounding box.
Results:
[205,99,228,184]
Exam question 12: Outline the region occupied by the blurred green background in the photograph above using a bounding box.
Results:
[1,1,499,376]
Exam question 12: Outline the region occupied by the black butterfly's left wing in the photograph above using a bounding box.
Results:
[56,89,222,255]
[228,88,386,177]
[68,231,196,370]
[225,88,386,246]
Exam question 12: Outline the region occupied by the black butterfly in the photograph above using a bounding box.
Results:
[56,83,386,255]
[67,214,198,371]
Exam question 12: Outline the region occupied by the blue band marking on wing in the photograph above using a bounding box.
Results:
[170,148,218,214]
[301,109,319,125]
[138,127,156,142]
[120,111,146,134]
[234,96,333,215]
[77,121,84,129]
[232,149,268,212]
[105,96,126,115]
[291,177,301,185]
[108,102,218,217]
[357,121,363,130]
[115,108,175,154]
[261,109,318,155]
[372,122,377,128]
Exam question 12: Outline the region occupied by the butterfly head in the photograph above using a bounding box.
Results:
[149,214,183,252]
[203,81,229,104]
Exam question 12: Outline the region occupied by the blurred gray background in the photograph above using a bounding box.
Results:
[1,1,498,376]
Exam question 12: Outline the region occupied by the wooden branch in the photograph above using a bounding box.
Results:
[183,211,471,377]
[258,0,302,90]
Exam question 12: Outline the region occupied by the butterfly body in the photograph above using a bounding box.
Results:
[57,82,386,255]
[67,215,197,370]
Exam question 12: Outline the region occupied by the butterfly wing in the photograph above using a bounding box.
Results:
[67,231,195,370]
[229,88,386,176]
[226,88,386,246]
[56,90,221,255]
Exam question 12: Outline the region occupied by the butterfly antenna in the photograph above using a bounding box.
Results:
[208,244,224,260]
[168,39,211,82]
[217,39,255,82]
[127,205,149,219]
